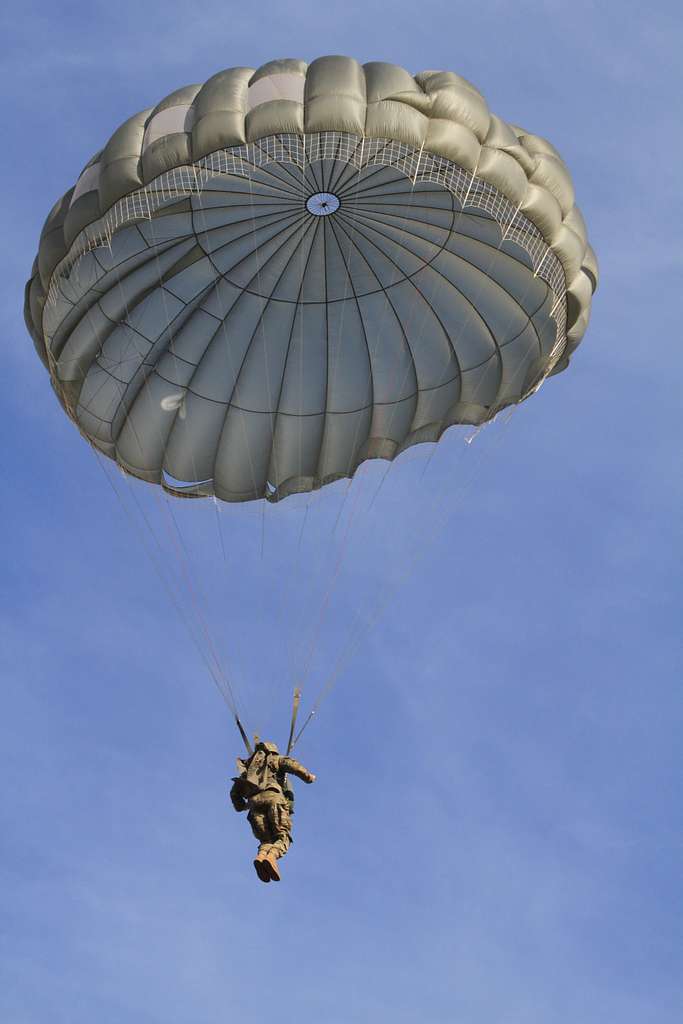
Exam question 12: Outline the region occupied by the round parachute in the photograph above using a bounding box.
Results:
[25,56,597,504]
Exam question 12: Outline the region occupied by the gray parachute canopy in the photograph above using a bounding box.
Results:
[25,56,597,503]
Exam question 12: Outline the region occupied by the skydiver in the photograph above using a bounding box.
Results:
[230,740,316,883]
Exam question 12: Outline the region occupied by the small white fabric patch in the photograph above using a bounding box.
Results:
[160,393,185,413]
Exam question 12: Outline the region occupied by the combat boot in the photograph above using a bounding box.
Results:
[253,853,271,883]
[264,852,281,881]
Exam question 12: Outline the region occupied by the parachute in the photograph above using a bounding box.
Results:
[24,56,597,737]
[25,56,596,504]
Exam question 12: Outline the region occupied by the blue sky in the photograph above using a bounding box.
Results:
[2,2,682,1022]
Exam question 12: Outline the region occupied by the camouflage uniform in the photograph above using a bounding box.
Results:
[230,741,315,881]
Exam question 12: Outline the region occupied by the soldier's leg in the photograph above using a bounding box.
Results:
[247,807,273,883]
[258,797,292,880]
[261,797,288,854]
[271,800,293,859]
[247,809,269,849]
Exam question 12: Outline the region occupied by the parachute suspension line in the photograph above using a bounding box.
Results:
[331,478,355,537]
[213,135,322,699]
[197,151,332,711]
[138,220,249,717]
[292,463,368,695]
[296,243,565,733]
[280,471,363,699]
[156,500,237,706]
[269,501,318,698]
[138,137,559,742]
[153,488,244,717]
[283,141,382,679]
[294,274,565,742]
[86,223,245,719]
[286,140,339,688]
[261,500,266,560]
[297,502,310,551]
[286,135,391,696]
[91,449,237,712]
[193,157,335,706]
[346,337,543,661]
[42,108,575,762]
[137,487,238,711]
[214,497,228,565]
[259,212,328,695]
[208,161,323,712]
[287,143,375,682]
[272,137,358,691]
[325,266,556,701]
[192,161,317,715]
[290,416,513,749]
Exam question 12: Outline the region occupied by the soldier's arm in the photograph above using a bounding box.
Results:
[229,780,248,812]
[279,756,316,783]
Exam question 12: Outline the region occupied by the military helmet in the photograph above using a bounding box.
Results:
[256,740,279,755]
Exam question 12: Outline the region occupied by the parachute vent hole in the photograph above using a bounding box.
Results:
[306,192,340,217]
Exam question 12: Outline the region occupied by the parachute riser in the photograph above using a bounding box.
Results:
[234,714,253,756]
[286,688,302,756]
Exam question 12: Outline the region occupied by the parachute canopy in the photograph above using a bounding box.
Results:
[25,56,597,503]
